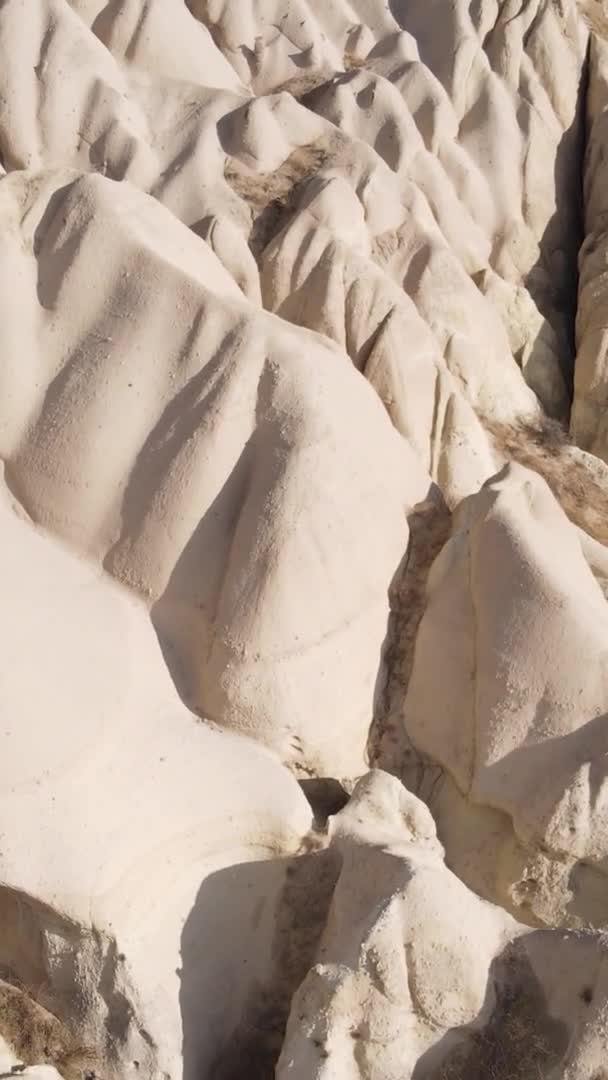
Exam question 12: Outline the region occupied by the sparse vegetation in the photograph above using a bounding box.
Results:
[437,1008,557,1080]
[579,0,608,38]
[368,495,452,788]
[342,52,368,71]
[224,138,333,260]
[486,416,608,545]
[0,978,99,1079]
[273,71,334,101]
[436,945,567,1080]
[371,225,404,264]
[270,48,367,99]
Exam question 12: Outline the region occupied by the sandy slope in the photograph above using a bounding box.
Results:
[1,1,608,1078]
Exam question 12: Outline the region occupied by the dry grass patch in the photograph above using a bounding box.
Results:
[368,496,452,784]
[272,71,335,101]
[486,417,608,545]
[271,51,366,99]
[0,979,99,1079]
[435,943,569,1080]
[343,52,368,71]
[224,137,333,260]
[438,1005,559,1080]
[579,0,608,38]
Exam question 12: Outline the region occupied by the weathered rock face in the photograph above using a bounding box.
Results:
[0,0,591,516]
[0,166,432,779]
[572,27,608,459]
[278,771,608,1080]
[0,486,314,1079]
[2,1,608,1078]
[402,463,608,926]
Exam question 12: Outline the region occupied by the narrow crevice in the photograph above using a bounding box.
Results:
[525,25,591,411]
[210,846,342,1080]
[299,778,350,828]
[367,496,452,786]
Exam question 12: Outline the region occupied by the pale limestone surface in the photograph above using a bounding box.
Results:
[0,484,312,1078]
[278,772,608,1080]
[1,2,608,1078]
[0,167,430,778]
[405,463,608,926]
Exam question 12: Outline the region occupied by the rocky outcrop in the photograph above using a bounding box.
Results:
[404,462,608,927]
[0,484,313,1078]
[0,167,432,778]
[278,771,608,1080]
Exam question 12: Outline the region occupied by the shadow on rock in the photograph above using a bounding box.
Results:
[414,932,579,1080]
[179,847,341,1080]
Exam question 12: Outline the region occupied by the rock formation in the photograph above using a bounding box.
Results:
[1,1,608,1077]
[279,771,608,1080]
[0,480,313,1078]
[404,462,608,927]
